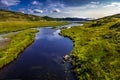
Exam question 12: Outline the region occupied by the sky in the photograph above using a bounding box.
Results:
[0,0,120,18]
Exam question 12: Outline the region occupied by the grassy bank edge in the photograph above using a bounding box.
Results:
[0,29,39,69]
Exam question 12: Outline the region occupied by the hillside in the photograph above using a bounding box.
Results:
[0,9,46,21]
[42,16,56,21]
[61,14,120,79]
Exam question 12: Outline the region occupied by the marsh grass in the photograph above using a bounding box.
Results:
[0,29,38,68]
[61,18,120,79]
[0,21,69,34]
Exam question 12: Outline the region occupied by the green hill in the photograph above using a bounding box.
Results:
[61,14,120,80]
[0,9,46,21]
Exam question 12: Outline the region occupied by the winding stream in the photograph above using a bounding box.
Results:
[0,23,81,80]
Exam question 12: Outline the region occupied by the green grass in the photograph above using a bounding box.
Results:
[61,18,120,80]
[0,29,39,68]
[0,21,69,34]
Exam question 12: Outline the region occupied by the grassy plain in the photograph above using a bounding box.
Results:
[0,21,69,34]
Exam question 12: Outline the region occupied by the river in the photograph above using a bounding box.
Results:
[0,23,81,80]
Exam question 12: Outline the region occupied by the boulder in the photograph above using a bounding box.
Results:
[63,55,72,62]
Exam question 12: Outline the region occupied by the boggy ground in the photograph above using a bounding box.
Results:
[61,18,120,80]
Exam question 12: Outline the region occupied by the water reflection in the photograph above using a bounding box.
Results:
[59,23,83,29]
[35,28,61,40]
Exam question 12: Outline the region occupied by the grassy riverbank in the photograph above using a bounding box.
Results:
[61,18,120,79]
[0,29,38,68]
[0,21,69,34]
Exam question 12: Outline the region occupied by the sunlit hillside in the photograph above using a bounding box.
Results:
[61,14,120,80]
[0,9,46,21]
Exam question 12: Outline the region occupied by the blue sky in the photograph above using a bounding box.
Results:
[0,0,120,18]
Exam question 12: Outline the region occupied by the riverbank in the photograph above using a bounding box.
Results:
[61,20,120,79]
[0,29,39,69]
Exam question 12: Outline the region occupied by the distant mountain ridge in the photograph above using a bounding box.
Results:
[56,17,91,21]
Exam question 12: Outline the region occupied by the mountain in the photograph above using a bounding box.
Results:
[56,17,90,21]
[0,9,53,21]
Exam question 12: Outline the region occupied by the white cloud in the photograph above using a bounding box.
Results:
[48,2,120,18]
[0,0,20,6]
[104,2,120,8]
[32,1,42,5]
[32,1,38,5]
[34,9,43,13]
[90,1,100,5]
[28,9,34,13]
[23,0,64,15]
[44,2,64,13]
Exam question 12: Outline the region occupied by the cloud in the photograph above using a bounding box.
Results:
[32,1,42,5]
[32,1,38,5]
[44,1,64,13]
[28,9,34,13]
[53,9,61,13]
[15,0,120,18]
[77,1,100,9]
[20,0,64,15]
[0,0,20,6]
[44,1,120,18]
[104,2,120,8]
[34,9,43,13]
[18,8,25,13]
[90,1,100,5]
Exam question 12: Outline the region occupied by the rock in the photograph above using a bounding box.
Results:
[63,55,72,62]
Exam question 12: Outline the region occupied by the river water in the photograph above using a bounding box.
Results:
[0,23,81,80]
